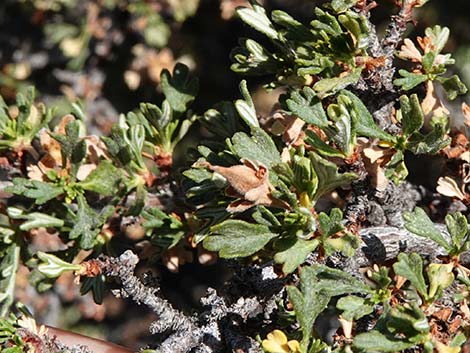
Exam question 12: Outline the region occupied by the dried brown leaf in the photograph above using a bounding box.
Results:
[202,159,289,212]
[436,176,466,200]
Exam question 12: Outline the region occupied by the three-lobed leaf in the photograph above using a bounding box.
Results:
[6,178,64,205]
[160,63,199,114]
[274,238,319,274]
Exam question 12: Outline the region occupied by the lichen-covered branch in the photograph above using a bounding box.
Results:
[93,250,284,353]
[373,0,416,91]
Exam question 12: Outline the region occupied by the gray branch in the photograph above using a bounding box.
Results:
[99,251,283,353]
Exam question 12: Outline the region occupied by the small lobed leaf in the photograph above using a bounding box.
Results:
[313,68,362,98]
[393,253,427,298]
[230,127,281,167]
[425,26,450,54]
[339,90,395,142]
[387,303,429,335]
[426,263,454,299]
[160,63,199,114]
[406,121,451,155]
[394,70,428,91]
[445,212,469,252]
[400,94,424,137]
[274,238,319,274]
[286,87,329,128]
[403,207,451,252]
[287,266,330,348]
[0,245,20,317]
[436,75,468,100]
[304,130,345,158]
[5,178,64,205]
[79,160,122,196]
[338,10,369,49]
[310,152,356,201]
[309,264,371,296]
[236,2,279,40]
[230,38,279,76]
[7,207,64,231]
[19,213,64,231]
[37,252,81,279]
[337,295,373,321]
[68,195,114,249]
[204,220,278,258]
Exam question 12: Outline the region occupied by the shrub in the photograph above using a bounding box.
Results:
[1,0,470,352]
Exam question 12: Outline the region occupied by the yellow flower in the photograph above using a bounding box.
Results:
[262,329,300,353]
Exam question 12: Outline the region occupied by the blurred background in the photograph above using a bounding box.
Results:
[1,0,469,350]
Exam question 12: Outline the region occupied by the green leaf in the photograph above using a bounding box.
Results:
[310,264,371,296]
[235,80,259,128]
[313,67,362,98]
[142,208,185,250]
[160,63,199,114]
[80,276,105,305]
[5,178,64,205]
[353,331,415,352]
[286,87,329,128]
[37,252,81,279]
[291,154,318,198]
[0,245,19,316]
[426,263,454,299]
[183,168,213,183]
[318,208,344,239]
[436,75,468,100]
[425,26,449,54]
[406,121,451,154]
[230,127,281,167]
[204,220,278,258]
[19,213,64,231]
[287,266,330,349]
[310,152,356,201]
[79,160,122,196]
[394,70,428,90]
[330,0,357,13]
[311,8,342,35]
[422,52,437,72]
[51,119,87,168]
[337,295,374,321]
[304,130,345,158]
[296,56,334,76]
[236,2,279,40]
[274,238,319,274]
[271,10,313,40]
[445,212,469,251]
[7,207,64,231]
[403,207,451,252]
[201,102,242,139]
[325,232,360,257]
[385,149,408,183]
[69,195,114,249]
[339,90,395,142]
[393,253,427,297]
[230,38,279,75]
[400,94,424,137]
[326,102,356,156]
[338,11,369,49]
[387,303,429,334]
